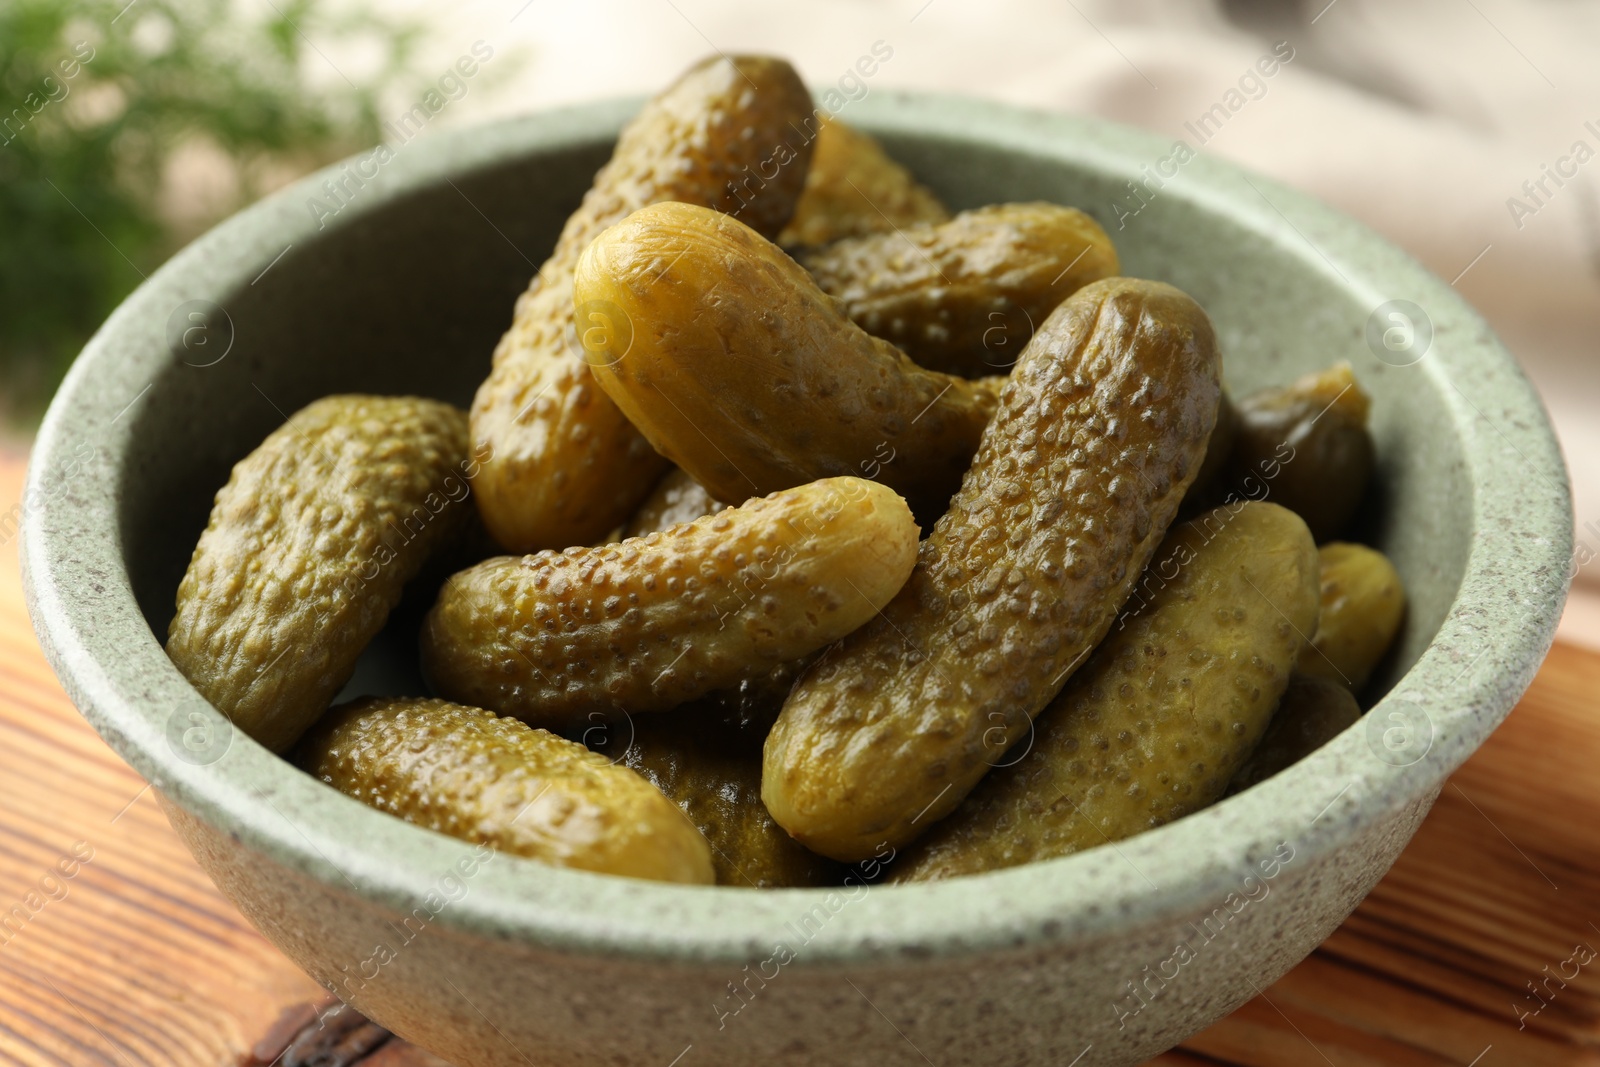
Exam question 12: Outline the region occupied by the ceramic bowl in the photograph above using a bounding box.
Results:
[22,92,1571,1066]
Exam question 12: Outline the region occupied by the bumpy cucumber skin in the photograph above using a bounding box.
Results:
[1298,541,1406,690]
[469,55,815,553]
[1232,361,1374,542]
[578,201,1005,522]
[762,277,1223,862]
[803,202,1120,378]
[422,477,919,728]
[297,697,714,884]
[586,701,840,888]
[166,395,470,753]
[624,467,812,735]
[891,501,1319,882]
[1228,674,1362,794]
[778,118,948,249]
[624,467,727,539]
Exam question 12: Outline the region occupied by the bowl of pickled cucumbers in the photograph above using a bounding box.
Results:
[24,53,1571,1067]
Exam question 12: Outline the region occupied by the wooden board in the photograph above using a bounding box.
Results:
[2,446,1596,1066]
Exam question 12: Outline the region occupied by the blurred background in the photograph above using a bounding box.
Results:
[2,0,1596,632]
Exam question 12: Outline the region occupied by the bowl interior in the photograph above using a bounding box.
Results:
[125,121,1463,708]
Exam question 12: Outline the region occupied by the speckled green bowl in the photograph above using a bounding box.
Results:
[22,93,1571,1066]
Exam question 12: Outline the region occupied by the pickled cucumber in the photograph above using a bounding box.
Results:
[625,467,726,538]
[470,54,815,552]
[1228,674,1361,793]
[577,201,1005,521]
[891,501,1318,881]
[422,477,918,727]
[763,277,1223,862]
[297,696,713,884]
[166,395,471,752]
[778,118,948,248]
[1232,362,1374,542]
[587,701,839,888]
[802,203,1119,377]
[1298,541,1406,690]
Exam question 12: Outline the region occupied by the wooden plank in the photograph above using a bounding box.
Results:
[2,446,1598,1066]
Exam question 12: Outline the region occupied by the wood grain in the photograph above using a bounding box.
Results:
[1,447,1596,1066]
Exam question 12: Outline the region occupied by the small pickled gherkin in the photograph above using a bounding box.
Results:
[166,395,472,753]
[1228,675,1362,794]
[778,118,948,249]
[625,467,727,538]
[763,277,1223,862]
[586,700,839,888]
[469,54,816,552]
[1231,361,1374,542]
[422,477,919,728]
[890,501,1318,882]
[1298,541,1406,690]
[802,203,1120,378]
[577,201,1005,520]
[296,697,713,884]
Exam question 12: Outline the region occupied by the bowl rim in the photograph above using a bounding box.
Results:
[21,89,1572,967]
